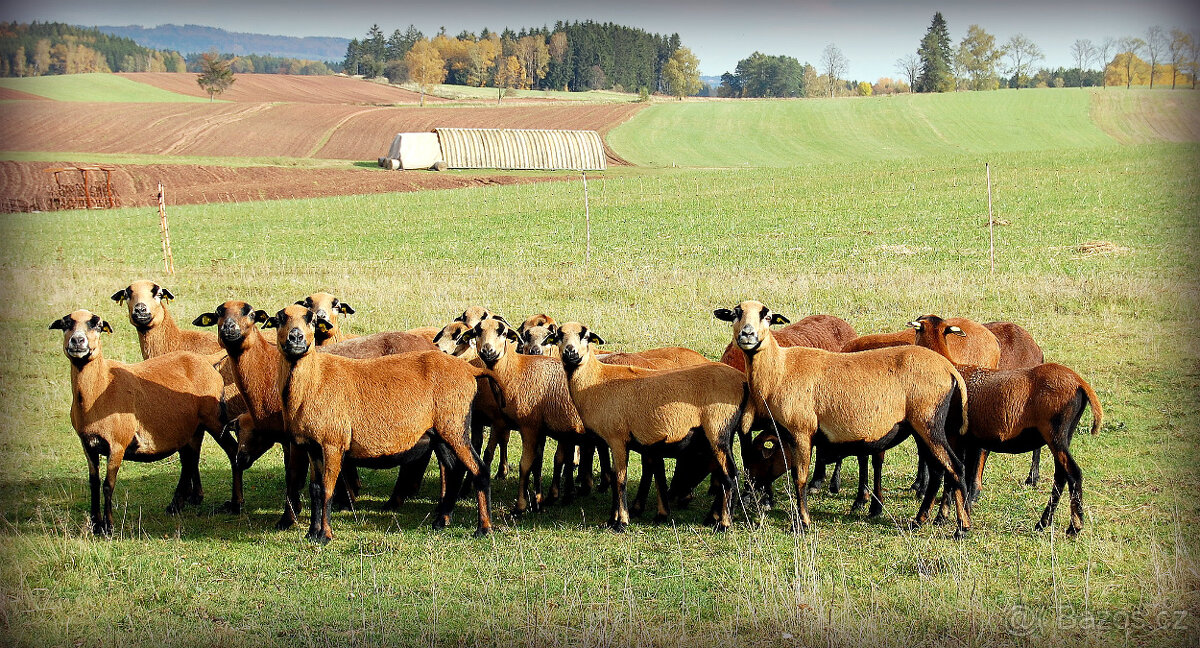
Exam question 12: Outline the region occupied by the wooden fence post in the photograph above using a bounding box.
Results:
[158,183,175,276]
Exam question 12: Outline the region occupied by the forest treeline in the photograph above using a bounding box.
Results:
[342,21,684,94]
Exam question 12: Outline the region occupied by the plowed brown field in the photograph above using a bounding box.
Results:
[117,72,438,104]
[0,160,561,212]
[0,87,47,100]
[1,101,644,163]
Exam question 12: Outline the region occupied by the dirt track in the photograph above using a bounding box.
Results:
[0,160,563,212]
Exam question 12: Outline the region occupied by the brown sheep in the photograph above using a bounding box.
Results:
[51,310,227,536]
[714,301,972,537]
[433,321,477,361]
[455,305,496,328]
[516,314,559,357]
[552,322,754,531]
[978,321,1048,488]
[721,314,860,502]
[406,326,442,344]
[459,318,584,514]
[296,292,357,346]
[110,281,244,511]
[267,304,500,543]
[193,302,435,527]
[910,315,1101,535]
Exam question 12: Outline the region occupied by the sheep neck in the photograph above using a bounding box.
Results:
[742,332,787,403]
[69,355,113,420]
[137,305,182,359]
[228,327,282,423]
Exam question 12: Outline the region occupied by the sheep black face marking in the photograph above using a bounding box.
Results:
[273,305,315,360]
[52,310,111,363]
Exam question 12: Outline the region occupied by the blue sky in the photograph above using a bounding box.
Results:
[4,0,1198,79]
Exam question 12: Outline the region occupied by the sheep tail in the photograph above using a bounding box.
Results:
[1079,376,1104,435]
[948,367,968,437]
[473,368,506,410]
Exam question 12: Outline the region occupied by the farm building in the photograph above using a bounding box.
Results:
[379,128,606,171]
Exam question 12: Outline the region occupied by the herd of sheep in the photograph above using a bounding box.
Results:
[50,280,1101,544]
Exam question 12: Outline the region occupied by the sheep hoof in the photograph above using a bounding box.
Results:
[675,493,695,509]
[953,527,970,540]
[790,519,809,535]
[306,531,331,545]
[381,498,403,511]
[932,514,949,526]
[1035,518,1051,532]
[165,501,183,515]
[607,521,627,533]
[431,516,449,531]
[711,522,731,533]
[906,519,924,531]
[216,500,240,515]
[868,504,884,519]
[1065,525,1082,537]
[472,527,492,539]
[494,466,510,480]
[849,499,867,513]
[1024,476,1039,487]
[805,480,824,494]
[651,514,671,526]
[828,481,841,495]
[92,521,112,537]
[274,516,296,531]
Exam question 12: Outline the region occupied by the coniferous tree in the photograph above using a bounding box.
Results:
[916,12,953,92]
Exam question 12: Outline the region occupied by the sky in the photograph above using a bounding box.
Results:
[3,0,1199,80]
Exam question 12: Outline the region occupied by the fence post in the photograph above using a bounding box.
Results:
[582,170,591,265]
[158,183,175,276]
[986,163,995,276]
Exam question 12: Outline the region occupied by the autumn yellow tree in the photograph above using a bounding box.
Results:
[405,39,446,106]
[494,55,522,103]
[662,46,701,99]
[516,35,549,89]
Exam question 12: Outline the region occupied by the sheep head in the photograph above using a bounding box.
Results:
[50,309,112,364]
[193,301,270,351]
[713,300,790,354]
[111,280,174,330]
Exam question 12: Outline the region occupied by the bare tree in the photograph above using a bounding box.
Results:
[1119,36,1146,89]
[1168,29,1190,89]
[821,43,848,97]
[1070,39,1095,87]
[1004,34,1044,89]
[1145,26,1166,89]
[895,53,919,91]
[1096,37,1116,89]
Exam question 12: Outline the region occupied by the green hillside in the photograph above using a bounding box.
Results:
[607,88,1190,167]
[0,73,209,102]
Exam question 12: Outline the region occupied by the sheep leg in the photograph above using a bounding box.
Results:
[1025,447,1042,486]
[170,442,201,513]
[304,450,323,540]
[596,444,613,493]
[575,439,595,495]
[277,441,308,531]
[828,458,843,494]
[495,430,511,480]
[970,449,989,506]
[1037,461,1068,533]
[786,431,814,533]
[850,454,870,513]
[532,435,549,508]
[630,455,654,518]
[310,446,343,544]
[918,434,971,539]
[651,456,671,525]
[100,446,125,537]
[807,446,828,493]
[385,443,433,510]
[607,442,630,532]
[207,426,241,514]
[1063,451,1084,536]
[868,452,885,518]
[432,441,465,530]
[908,453,929,496]
[483,428,510,481]
[84,448,103,535]
[515,429,539,515]
[707,444,737,531]
[550,438,575,505]
[330,461,358,512]
[440,414,493,537]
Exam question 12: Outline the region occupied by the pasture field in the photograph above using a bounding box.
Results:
[0,73,210,103]
[399,81,641,103]
[0,135,1197,647]
[607,88,1200,167]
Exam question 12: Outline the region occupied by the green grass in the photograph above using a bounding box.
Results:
[1,139,1196,646]
[0,73,213,103]
[398,80,642,103]
[606,88,1175,167]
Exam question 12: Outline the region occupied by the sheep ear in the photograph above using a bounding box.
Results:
[546,323,558,335]
[713,308,735,322]
[769,313,790,326]
[947,325,966,337]
[587,331,606,346]
[505,328,519,342]
[193,312,219,327]
[907,321,922,330]
[100,320,113,334]
[111,288,129,304]
[314,320,332,333]
[261,315,278,330]
[158,287,175,302]
[459,328,477,342]
[253,310,270,324]
[543,329,558,345]
[294,299,307,307]
[49,316,70,330]
[335,301,355,315]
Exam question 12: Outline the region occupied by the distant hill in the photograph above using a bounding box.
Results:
[93,24,348,61]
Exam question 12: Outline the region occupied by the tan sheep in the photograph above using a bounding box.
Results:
[552,322,754,531]
[51,310,227,536]
[714,300,972,537]
[268,304,499,543]
[295,292,357,346]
